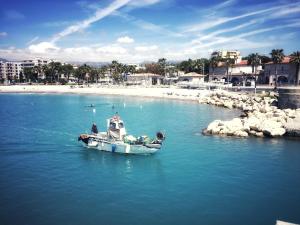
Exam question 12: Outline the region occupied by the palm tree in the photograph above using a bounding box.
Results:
[99,66,107,79]
[33,65,43,82]
[110,61,122,83]
[209,56,220,81]
[23,67,35,82]
[194,59,204,74]
[61,64,74,83]
[247,53,261,94]
[47,62,62,83]
[270,49,285,89]
[223,57,235,84]
[90,68,99,83]
[74,64,91,84]
[290,51,300,85]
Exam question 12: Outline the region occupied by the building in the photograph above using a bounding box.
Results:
[177,72,206,88]
[0,61,22,83]
[178,72,205,83]
[21,58,50,80]
[209,60,262,85]
[0,58,51,83]
[262,57,299,85]
[126,73,163,85]
[211,50,242,63]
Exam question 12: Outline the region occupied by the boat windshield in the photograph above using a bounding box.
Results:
[110,122,116,129]
[119,122,124,128]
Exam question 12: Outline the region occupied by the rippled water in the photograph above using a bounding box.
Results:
[0,94,300,225]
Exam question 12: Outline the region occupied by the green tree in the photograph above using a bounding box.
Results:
[290,51,300,85]
[158,58,167,76]
[209,56,220,81]
[23,67,35,82]
[33,65,43,82]
[223,57,235,83]
[47,62,62,83]
[77,64,92,84]
[145,63,160,74]
[90,68,100,83]
[270,49,285,89]
[110,61,123,83]
[61,64,74,83]
[247,53,261,94]
[99,66,108,79]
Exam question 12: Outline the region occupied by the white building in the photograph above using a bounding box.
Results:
[211,50,242,63]
[126,73,163,85]
[0,58,52,83]
[21,58,50,80]
[177,72,206,88]
[0,61,23,82]
[209,60,262,85]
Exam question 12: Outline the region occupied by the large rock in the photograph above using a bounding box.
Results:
[233,130,249,137]
[245,116,261,131]
[260,120,286,137]
[284,116,300,137]
[224,101,233,109]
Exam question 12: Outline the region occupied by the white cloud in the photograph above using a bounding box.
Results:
[51,0,132,42]
[0,32,8,37]
[117,36,135,44]
[129,0,160,7]
[114,11,185,38]
[96,45,127,54]
[183,2,300,33]
[212,0,237,10]
[192,20,257,44]
[28,42,60,54]
[26,36,39,45]
[134,45,158,52]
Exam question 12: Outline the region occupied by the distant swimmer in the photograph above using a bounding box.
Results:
[86,104,95,108]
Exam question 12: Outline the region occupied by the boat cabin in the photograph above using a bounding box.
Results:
[107,116,127,140]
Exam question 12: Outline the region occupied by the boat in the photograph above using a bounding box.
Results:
[78,114,165,154]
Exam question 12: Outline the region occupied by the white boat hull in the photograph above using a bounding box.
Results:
[84,139,161,154]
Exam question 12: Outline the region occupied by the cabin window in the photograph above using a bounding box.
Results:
[110,122,116,129]
[119,122,124,128]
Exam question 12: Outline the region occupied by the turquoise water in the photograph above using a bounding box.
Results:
[0,94,300,225]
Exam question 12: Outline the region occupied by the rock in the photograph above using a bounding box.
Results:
[206,120,222,133]
[200,90,296,139]
[245,116,261,131]
[260,120,285,137]
[224,101,233,109]
[225,118,244,133]
[263,127,286,137]
[233,130,249,137]
[283,117,300,137]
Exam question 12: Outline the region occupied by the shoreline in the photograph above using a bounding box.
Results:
[0,85,209,102]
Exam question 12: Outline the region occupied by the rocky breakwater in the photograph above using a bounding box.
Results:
[201,91,300,138]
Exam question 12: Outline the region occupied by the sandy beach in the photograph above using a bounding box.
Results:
[0,85,210,101]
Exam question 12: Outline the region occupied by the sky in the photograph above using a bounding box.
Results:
[0,0,300,63]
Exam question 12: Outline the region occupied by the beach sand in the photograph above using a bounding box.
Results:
[0,85,210,101]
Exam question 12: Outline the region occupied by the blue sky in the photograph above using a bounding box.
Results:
[0,0,300,62]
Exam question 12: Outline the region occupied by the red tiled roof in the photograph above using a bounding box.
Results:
[217,60,248,67]
[266,56,291,64]
[235,60,248,66]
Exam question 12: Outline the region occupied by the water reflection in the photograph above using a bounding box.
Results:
[80,148,165,181]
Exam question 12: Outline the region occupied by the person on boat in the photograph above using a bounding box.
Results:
[91,123,98,134]
[113,112,120,121]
